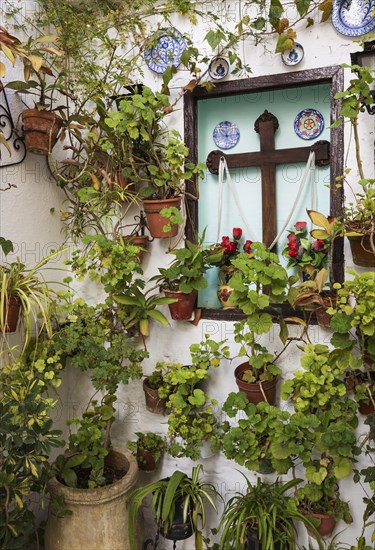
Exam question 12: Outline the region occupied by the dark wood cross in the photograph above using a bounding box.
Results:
[206,110,330,248]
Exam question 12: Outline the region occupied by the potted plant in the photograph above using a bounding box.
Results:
[44,300,148,550]
[0,242,65,340]
[215,476,323,549]
[103,85,204,238]
[282,220,329,281]
[127,432,166,472]
[222,393,293,474]
[291,267,335,328]
[128,464,222,549]
[160,337,229,460]
[152,232,221,320]
[333,64,375,266]
[6,33,65,155]
[142,362,174,414]
[210,227,252,309]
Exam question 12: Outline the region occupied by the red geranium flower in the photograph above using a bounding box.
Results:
[295,221,307,231]
[233,227,242,240]
[221,236,230,245]
[243,239,253,253]
[288,240,299,250]
[287,233,297,242]
[288,248,300,259]
[312,239,326,251]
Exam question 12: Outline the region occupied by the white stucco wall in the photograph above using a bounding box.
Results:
[1,2,374,548]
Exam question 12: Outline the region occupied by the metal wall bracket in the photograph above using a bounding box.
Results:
[0,85,26,169]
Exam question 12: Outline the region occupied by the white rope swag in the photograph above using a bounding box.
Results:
[216,151,317,249]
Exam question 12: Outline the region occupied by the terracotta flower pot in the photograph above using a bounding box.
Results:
[142,196,182,238]
[348,235,375,268]
[164,289,197,321]
[234,362,278,405]
[2,296,21,333]
[109,170,136,195]
[315,293,336,329]
[306,512,336,538]
[45,449,138,550]
[358,396,375,415]
[124,235,149,263]
[21,109,63,155]
[136,447,160,472]
[143,378,167,414]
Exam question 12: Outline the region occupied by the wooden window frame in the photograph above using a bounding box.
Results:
[184,65,344,321]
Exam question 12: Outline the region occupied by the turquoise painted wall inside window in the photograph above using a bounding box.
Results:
[197,83,331,308]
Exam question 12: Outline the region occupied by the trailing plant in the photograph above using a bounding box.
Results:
[0,338,64,549]
[50,299,148,488]
[128,464,222,550]
[214,476,323,550]
[158,337,230,459]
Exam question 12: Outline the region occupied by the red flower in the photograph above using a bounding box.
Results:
[288,248,300,259]
[288,240,299,250]
[233,227,242,240]
[221,236,230,245]
[295,221,307,230]
[243,239,253,253]
[287,233,297,242]
[312,239,326,251]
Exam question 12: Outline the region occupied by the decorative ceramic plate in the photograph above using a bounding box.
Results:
[208,56,230,80]
[144,28,187,74]
[281,43,304,66]
[294,109,324,140]
[331,0,375,37]
[213,121,240,149]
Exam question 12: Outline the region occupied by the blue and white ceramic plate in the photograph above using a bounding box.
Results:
[144,28,187,74]
[213,121,240,149]
[281,43,304,66]
[331,0,375,37]
[208,56,230,80]
[294,109,324,140]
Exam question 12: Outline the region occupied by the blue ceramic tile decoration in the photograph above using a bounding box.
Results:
[294,109,324,140]
[144,28,187,74]
[208,57,230,80]
[213,121,240,149]
[332,0,375,36]
[281,43,304,66]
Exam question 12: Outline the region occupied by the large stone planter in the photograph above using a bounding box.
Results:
[45,448,138,550]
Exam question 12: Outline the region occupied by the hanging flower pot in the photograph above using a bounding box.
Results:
[315,292,337,329]
[142,378,167,415]
[234,362,278,405]
[142,196,182,238]
[306,512,336,538]
[136,447,160,473]
[21,109,63,155]
[2,296,21,333]
[164,289,197,321]
[108,169,136,195]
[124,235,149,264]
[247,531,281,550]
[160,497,193,541]
[217,282,237,309]
[347,235,375,267]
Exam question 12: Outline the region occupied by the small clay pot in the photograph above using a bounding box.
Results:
[142,196,182,238]
[234,362,278,405]
[348,235,375,268]
[2,296,21,332]
[164,290,197,321]
[315,293,336,329]
[136,447,160,472]
[124,235,149,263]
[306,512,336,538]
[143,378,167,415]
[21,109,63,155]
[358,398,375,415]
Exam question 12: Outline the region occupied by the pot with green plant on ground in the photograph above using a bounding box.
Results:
[128,464,222,549]
[44,300,148,550]
[127,432,166,472]
[214,476,323,550]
